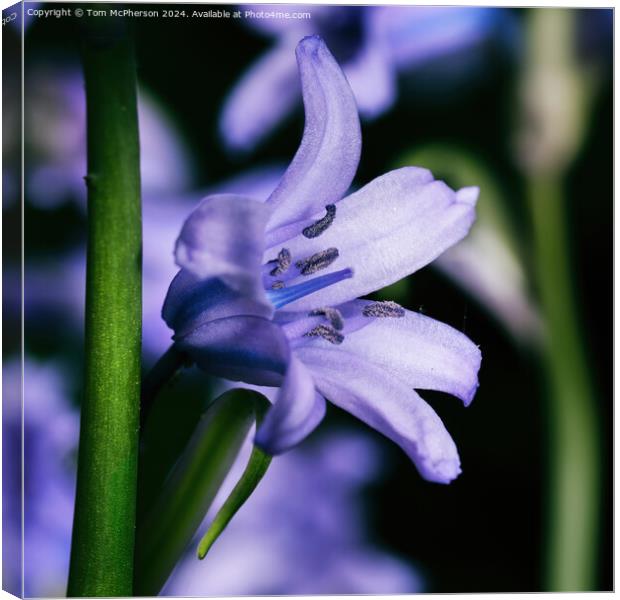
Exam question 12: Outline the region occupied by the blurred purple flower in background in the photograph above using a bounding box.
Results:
[4,358,79,597]
[165,431,423,595]
[165,36,481,483]
[2,363,22,598]
[221,6,513,152]
[25,64,194,209]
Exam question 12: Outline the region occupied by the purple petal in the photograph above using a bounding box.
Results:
[293,300,481,405]
[175,194,271,296]
[255,356,325,454]
[176,315,290,387]
[296,346,462,483]
[178,314,325,450]
[162,270,273,339]
[266,36,361,230]
[267,167,478,309]
[219,42,301,153]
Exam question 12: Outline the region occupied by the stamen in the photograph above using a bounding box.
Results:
[271,281,285,290]
[269,248,292,276]
[309,307,344,330]
[362,301,406,318]
[265,268,353,309]
[302,204,337,239]
[296,248,339,275]
[304,324,344,345]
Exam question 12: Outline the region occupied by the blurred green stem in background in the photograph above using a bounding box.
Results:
[67,16,142,597]
[528,176,600,591]
[517,9,601,591]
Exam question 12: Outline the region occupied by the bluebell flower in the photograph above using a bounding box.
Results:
[164,36,481,484]
[221,6,513,152]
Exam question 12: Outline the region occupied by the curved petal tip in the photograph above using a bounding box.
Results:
[456,186,480,207]
[463,379,480,407]
[254,357,326,454]
[267,35,361,229]
[420,455,462,484]
[296,34,324,57]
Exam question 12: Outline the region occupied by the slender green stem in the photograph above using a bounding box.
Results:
[67,19,142,597]
[528,176,600,591]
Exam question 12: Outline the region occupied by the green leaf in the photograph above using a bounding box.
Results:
[136,368,213,524]
[133,388,269,596]
[197,442,272,560]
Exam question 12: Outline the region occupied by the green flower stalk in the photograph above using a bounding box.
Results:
[515,9,601,591]
[67,18,142,597]
[528,176,600,591]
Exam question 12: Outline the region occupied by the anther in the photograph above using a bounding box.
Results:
[296,248,339,275]
[309,307,344,330]
[302,204,336,238]
[304,324,344,345]
[362,301,406,318]
[271,281,285,290]
[269,248,292,277]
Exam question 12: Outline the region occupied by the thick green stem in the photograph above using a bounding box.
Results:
[528,177,600,590]
[67,21,142,597]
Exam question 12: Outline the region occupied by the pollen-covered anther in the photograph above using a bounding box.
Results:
[302,204,337,238]
[269,248,292,276]
[308,307,344,330]
[271,281,285,290]
[362,301,406,318]
[296,247,339,275]
[304,324,344,345]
